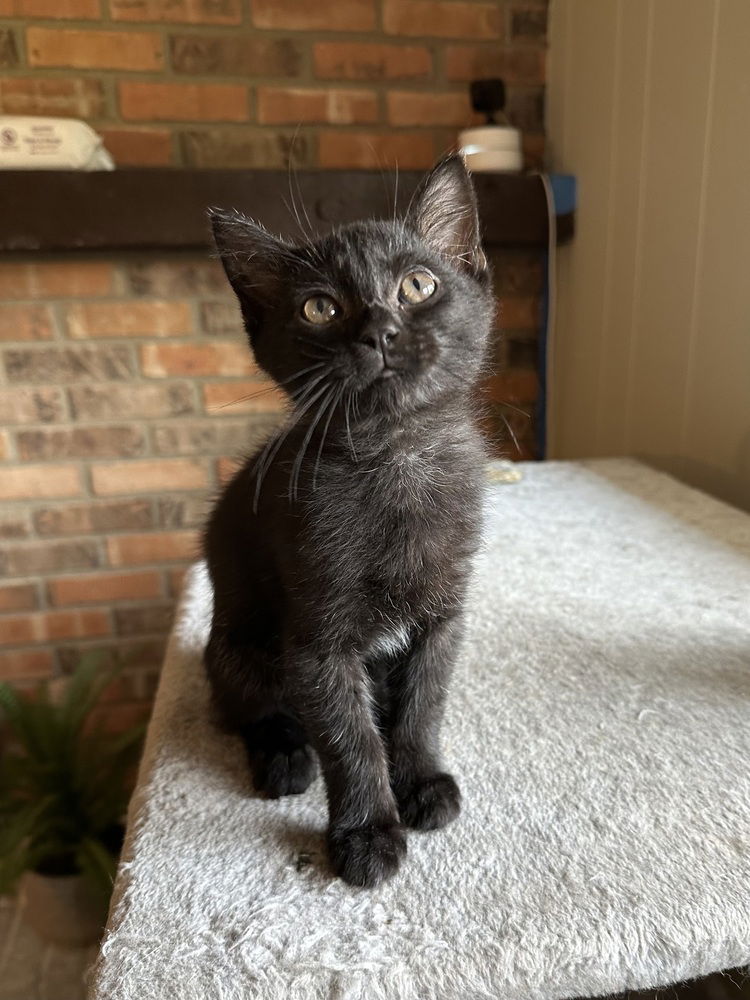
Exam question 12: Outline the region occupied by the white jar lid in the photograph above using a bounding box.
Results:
[458,125,522,152]
[462,148,523,173]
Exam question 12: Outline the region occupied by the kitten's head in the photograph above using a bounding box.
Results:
[210,155,494,416]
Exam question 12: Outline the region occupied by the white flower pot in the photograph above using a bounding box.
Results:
[20,870,108,947]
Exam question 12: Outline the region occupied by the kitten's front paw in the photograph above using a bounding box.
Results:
[397,772,461,831]
[253,745,317,799]
[328,823,406,888]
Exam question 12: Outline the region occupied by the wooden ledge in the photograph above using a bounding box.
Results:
[0,169,574,253]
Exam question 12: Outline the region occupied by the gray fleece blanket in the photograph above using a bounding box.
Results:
[90,459,750,1000]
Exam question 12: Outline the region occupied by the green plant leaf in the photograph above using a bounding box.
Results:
[0,795,57,893]
[60,652,117,736]
[77,837,118,900]
[0,656,146,904]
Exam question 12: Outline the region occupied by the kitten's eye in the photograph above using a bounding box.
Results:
[399,269,437,305]
[302,295,340,325]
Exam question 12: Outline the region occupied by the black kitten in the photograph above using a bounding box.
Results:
[204,155,494,888]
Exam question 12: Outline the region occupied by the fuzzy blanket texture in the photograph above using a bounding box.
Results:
[89,459,750,1000]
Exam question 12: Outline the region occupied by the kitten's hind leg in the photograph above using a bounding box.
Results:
[241,713,317,799]
[204,625,317,798]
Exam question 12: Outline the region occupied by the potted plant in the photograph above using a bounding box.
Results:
[0,657,145,946]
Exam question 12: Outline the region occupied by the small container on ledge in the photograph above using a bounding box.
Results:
[459,79,523,173]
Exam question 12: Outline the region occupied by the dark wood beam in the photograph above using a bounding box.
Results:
[0,168,573,253]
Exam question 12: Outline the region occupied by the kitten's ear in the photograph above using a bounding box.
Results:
[406,155,487,278]
[209,207,290,337]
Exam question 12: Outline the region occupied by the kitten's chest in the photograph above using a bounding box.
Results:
[311,445,482,609]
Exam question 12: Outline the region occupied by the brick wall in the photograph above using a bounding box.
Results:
[0,0,548,720]
[0,253,277,722]
[0,0,547,169]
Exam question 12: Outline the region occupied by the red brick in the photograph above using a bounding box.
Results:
[111,0,241,24]
[0,305,54,342]
[445,45,545,84]
[180,128,313,169]
[69,383,195,420]
[66,302,192,339]
[57,638,165,675]
[510,5,548,42]
[35,499,153,536]
[0,29,18,69]
[314,42,432,81]
[216,456,240,485]
[158,496,207,528]
[0,648,54,681]
[4,346,133,383]
[257,87,378,126]
[0,388,64,425]
[0,0,99,16]
[99,128,172,167]
[49,570,162,606]
[383,0,502,38]
[0,264,31,299]
[125,259,226,297]
[156,418,278,458]
[199,301,238,336]
[318,130,435,169]
[0,77,105,118]
[17,425,146,461]
[119,81,248,122]
[0,583,38,612]
[167,566,188,597]
[107,530,198,566]
[115,603,175,635]
[0,610,110,645]
[497,297,539,330]
[506,86,544,132]
[0,540,100,577]
[27,28,163,71]
[92,459,208,496]
[252,0,375,31]
[140,342,255,377]
[202,379,286,414]
[0,510,29,539]
[387,90,470,127]
[170,34,302,77]
[0,261,114,300]
[0,465,82,501]
[39,261,114,297]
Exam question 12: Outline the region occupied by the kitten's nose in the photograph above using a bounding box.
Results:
[359,325,399,354]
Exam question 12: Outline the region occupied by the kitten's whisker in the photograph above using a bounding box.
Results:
[210,363,325,411]
[295,335,335,353]
[344,387,358,461]
[253,379,330,513]
[282,195,307,244]
[299,352,337,368]
[496,399,531,419]
[392,161,399,225]
[500,412,521,454]
[256,369,330,470]
[290,133,315,240]
[289,384,336,502]
[312,385,343,491]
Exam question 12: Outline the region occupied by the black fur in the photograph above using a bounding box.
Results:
[204,156,494,888]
